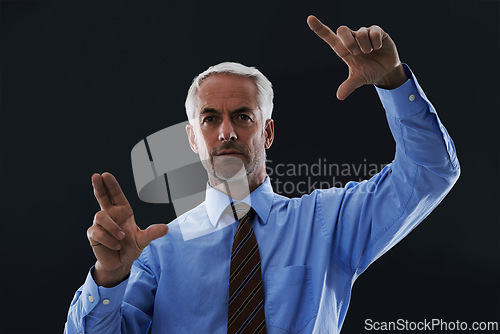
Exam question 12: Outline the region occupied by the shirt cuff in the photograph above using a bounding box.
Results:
[80,266,129,315]
[375,63,433,119]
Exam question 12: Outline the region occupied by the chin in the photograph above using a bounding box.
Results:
[212,155,247,180]
[215,172,248,182]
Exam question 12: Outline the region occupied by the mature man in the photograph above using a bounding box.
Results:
[65,15,460,333]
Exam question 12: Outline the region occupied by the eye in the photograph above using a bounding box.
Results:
[203,115,215,123]
[236,114,251,121]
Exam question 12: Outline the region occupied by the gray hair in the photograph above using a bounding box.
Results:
[185,62,274,124]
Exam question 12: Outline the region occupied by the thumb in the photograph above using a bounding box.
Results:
[137,224,169,249]
[337,75,363,101]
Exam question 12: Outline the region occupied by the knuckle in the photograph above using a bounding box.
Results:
[336,25,349,34]
[92,227,105,240]
[95,210,106,221]
[93,212,100,224]
[87,226,97,240]
[356,29,369,38]
[369,29,380,38]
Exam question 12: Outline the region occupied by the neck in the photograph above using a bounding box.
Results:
[209,172,266,201]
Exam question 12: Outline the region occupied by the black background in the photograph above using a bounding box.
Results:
[1,0,499,333]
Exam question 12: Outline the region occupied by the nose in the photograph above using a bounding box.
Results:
[218,117,237,142]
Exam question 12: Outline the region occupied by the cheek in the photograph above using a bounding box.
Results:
[249,136,266,153]
[195,131,215,154]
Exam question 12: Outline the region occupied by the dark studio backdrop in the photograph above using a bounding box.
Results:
[0,0,498,333]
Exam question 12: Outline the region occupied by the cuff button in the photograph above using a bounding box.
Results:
[409,94,416,102]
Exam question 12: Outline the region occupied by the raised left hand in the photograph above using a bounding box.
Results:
[307,15,408,100]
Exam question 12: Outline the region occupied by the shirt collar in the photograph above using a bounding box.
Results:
[205,176,273,228]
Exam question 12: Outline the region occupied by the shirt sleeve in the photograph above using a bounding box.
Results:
[64,248,157,334]
[317,64,460,276]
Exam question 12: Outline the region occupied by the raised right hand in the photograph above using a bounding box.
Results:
[87,172,169,287]
[307,15,407,99]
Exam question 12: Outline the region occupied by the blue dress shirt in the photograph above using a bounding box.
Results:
[64,65,460,334]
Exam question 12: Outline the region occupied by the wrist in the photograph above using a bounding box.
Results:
[375,63,408,90]
[93,262,131,288]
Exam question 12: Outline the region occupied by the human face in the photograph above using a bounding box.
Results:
[186,74,274,189]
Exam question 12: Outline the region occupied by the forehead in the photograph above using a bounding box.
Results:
[196,74,258,109]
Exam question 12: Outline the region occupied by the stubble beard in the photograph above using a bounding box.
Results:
[202,145,265,184]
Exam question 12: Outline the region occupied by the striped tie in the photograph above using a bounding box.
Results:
[228,207,267,334]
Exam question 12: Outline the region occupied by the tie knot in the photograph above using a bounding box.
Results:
[229,202,254,221]
[240,207,256,223]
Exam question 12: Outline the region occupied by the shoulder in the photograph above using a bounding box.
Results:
[148,201,208,246]
[269,186,347,212]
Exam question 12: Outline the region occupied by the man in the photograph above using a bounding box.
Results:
[65,15,460,333]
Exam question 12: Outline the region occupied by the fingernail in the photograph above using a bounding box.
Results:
[116,244,121,250]
[118,231,126,239]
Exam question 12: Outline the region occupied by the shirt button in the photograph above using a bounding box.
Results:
[88,295,94,303]
[103,299,110,305]
[409,94,416,101]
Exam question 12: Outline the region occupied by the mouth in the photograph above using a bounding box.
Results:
[217,150,243,156]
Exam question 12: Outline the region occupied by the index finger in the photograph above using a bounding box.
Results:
[307,15,349,58]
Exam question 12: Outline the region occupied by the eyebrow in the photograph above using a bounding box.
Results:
[199,106,255,116]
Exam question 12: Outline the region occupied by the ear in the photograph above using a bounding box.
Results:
[263,119,274,149]
[186,123,199,154]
